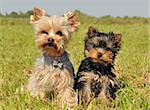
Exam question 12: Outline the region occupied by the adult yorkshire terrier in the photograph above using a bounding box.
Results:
[75,26,122,107]
[28,7,80,109]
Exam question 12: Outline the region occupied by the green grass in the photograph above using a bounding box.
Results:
[0,17,150,110]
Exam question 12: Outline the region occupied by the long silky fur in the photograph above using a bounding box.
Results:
[28,56,77,108]
[75,58,118,106]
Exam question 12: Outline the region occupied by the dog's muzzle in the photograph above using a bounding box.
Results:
[48,38,54,46]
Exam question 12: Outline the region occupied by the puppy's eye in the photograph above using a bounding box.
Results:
[99,41,107,48]
[106,48,110,51]
[93,44,97,48]
[56,31,62,36]
[41,31,48,35]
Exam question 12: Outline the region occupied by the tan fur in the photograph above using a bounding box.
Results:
[85,48,113,63]
[114,33,122,44]
[28,62,77,108]
[28,7,80,109]
[30,8,79,57]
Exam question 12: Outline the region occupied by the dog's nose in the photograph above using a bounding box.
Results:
[97,53,102,58]
[48,38,54,44]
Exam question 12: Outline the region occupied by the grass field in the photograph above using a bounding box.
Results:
[0,16,150,110]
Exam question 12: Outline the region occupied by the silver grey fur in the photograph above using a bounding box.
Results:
[28,51,75,97]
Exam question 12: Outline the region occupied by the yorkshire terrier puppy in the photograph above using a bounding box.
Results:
[28,7,80,109]
[75,26,122,107]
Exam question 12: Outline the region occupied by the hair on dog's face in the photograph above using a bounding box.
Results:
[84,26,122,63]
[30,7,80,57]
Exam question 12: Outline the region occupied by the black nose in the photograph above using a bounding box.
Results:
[48,38,54,44]
[97,53,102,58]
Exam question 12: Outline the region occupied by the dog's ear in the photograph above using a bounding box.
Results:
[30,7,46,23]
[64,11,80,32]
[114,33,122,44]
[87,26,98,37]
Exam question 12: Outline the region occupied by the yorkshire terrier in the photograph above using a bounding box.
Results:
[28,7,80,109]
[75,26,122,107]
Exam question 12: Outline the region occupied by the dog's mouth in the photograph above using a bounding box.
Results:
[43,43,56,48]
[42,42,65,57]
[48,43,54,47]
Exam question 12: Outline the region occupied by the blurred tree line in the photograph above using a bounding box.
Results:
[0,10,149,24]
[0,10,33,18]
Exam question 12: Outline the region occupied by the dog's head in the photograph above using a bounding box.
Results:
[84,26,122,64]
[30,7,80,57]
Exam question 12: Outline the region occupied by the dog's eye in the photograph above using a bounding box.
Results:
[106,48,111,51]
[56,31,62,36]
[93,44,97,48]
[41,31,48,35]
[99,41,107,48]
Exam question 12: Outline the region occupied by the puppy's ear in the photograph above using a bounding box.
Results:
[87,26,98,37]
[114,33,122,44]
[30,7,46,23]
[64,11,80,32]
